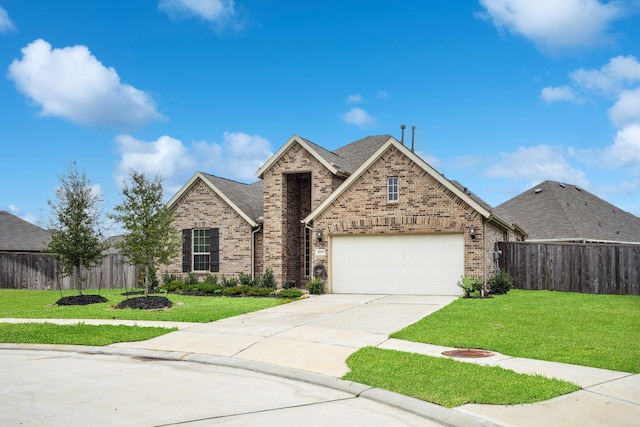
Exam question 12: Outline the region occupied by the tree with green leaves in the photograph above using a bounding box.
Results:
[46,162,107,295]
[110,170,180,296]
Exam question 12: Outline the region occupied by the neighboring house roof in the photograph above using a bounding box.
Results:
[167,172,264,226]
[494,180,640,243]
[0,210,52,252]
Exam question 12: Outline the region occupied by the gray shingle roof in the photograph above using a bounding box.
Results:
[201,174,264,221]
[333,134,392,173]
[494,180,640,243]
[0,211,52,252]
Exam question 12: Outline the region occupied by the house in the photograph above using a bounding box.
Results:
[0,210,51,252]
[165,134,526,295]
[494,180,640,244]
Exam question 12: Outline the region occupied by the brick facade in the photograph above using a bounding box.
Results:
[165,179,257,279]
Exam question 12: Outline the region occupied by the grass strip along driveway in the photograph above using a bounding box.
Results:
[344,289,639,408]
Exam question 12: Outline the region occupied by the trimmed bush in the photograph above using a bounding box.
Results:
[259,268,277,289]
[246,287,273,297]
[238,272,254,287]
[279,288,303,299]
[202,274,218,285]
[306,278,324,295]
[283,280,296,289]
[488,269,513,295]
[184,272,200,285]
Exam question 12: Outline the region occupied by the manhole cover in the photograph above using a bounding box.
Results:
[442,349,494,358]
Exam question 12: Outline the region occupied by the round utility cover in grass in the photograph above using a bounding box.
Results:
[331,233,463,295]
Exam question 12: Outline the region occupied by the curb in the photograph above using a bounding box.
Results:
[0,343,502,427]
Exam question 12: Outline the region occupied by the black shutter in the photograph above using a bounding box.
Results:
[182,229,192,272]
[210,228,219,272]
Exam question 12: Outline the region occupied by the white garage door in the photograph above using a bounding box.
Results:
[331,234,464,295]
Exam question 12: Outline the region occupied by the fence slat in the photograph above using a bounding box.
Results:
[498,242,639,296]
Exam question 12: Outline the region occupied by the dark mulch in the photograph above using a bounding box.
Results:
[115,296,173,310]
[55,295,109,306]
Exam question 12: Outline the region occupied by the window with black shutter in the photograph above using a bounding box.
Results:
[210,228,219,272]
[182,229,191,272]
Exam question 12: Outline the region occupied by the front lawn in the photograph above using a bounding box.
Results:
[0,322,176,346]
[0,289,289,323]
[344,347,579,408]
[392,290,640,373]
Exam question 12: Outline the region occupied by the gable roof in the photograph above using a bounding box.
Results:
[0,211,52,252]
[167,172,264,227]
[304,137,512,226]
[494,180,640,243]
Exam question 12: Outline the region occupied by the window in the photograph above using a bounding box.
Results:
[387,176,399,202]
[192,229,210,271]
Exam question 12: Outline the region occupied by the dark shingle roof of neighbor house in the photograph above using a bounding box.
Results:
[494,180,640,243]
[0,210,52,252]
[201,173,264,221]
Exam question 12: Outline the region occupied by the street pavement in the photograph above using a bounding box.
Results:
[1,293,639,426]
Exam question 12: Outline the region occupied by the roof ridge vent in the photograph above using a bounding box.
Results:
[534,188,542,194]
[559,183,565,188]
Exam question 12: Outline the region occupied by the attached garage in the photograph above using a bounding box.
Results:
[330,233,464,295]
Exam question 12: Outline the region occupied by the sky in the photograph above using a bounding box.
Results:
[1,0,640,233]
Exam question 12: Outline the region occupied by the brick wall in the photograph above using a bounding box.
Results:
[164,179,256,280]
[262,141,343,285]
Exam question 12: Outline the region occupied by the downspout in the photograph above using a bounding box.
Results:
[482,219,487,297]
[303,220,314,278]
[251,223,262,280]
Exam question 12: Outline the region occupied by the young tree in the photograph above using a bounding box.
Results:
[46,162,107,295]
[110,170,180,296]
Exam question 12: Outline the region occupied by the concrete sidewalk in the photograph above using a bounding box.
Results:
[2,294,639,426]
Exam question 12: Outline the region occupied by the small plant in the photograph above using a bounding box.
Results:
[164,279,184,292]
[306,278,324,295]
[283,280,296,289]
[221,275,239,288]
[238,272,254,287]
[246,287,273,297]
[162,272,179,286]
[258,268,277,289]
[279,288,303,299]
[458,276,484,298]
[222,285,249,296]
[488,269,513,295]
[202,274,218,285]
[184,272,200,285]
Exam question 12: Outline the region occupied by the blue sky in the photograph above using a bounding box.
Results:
[2,0,640,232]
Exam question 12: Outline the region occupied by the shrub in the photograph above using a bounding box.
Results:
[184,272,200,285]
[196,283,223,294]
[488,269,513,295]
[306,278,324,295]
[259,268,277,289]
[283,280,296,289]
[246,287,273,297]
[222,285,250,296]
[238,272,254,287]
[183,284,200,293]
[279,288,303,299]
[162,279,183,292]
[202,274,218,285]
[162,272,179,286]
[457,276,484,298]
[221,275,239,288]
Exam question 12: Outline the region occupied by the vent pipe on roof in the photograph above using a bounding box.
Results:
[400,124,406,145]
[411,126,416,152]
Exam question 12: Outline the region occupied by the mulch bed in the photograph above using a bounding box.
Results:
[55,295,108,306]
[115,296,173,310]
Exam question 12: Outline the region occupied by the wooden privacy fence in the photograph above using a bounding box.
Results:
[0,252,138,290]
[498,242,640,295]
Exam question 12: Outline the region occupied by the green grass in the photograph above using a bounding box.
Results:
[344,347,580,408]
[0,322,176,346]
[0,289,289,323]
[392,290,640,373]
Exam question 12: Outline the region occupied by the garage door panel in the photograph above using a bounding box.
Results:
[331,234,463,295]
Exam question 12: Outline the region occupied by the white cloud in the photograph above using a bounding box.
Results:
[114,131,273,195]
[571,55,640,95]
[540,85,579,103]
[114,135,195,192]
[376,90,389,99]
[608,87,640,128]
[0,7,15,32]
[479,0,626,52]
[346,94,363,104]
[159,0,238,28]
[604,124,640,172]
[7,39,164,130]
[486,145,589,187]
[343,108,374,128]
[7,204,39,225]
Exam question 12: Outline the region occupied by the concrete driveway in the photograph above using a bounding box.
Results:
[112,294,458,377]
